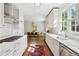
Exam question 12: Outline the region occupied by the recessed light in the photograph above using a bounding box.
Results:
[34,3,41,6]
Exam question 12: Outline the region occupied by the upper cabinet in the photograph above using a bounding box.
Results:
[12,5,19,19]
[4,3,19,19]
[0,3,4,26]
[4,3,13,18]
[4,3,19,23]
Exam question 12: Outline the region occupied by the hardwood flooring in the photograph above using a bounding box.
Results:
[23,35,54,56]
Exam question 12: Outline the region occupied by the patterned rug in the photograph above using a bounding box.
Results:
[27,44,45,56]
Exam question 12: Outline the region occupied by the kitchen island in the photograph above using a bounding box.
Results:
[0,35,27,56]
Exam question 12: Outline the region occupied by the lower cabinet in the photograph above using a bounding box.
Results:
[0,35,27,56]
[45,33,78,56]
[46,34,59,56]
[54,40,59,56]
[0,23,12,38]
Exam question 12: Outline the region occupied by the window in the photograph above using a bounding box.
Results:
[70,4,78,32]
[62,4,79,32]
[71,20,76,31]
[62,12,68,31]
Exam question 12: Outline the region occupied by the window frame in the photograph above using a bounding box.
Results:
[61,4,79,32]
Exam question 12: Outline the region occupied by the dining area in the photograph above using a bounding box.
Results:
[27,32,44,42]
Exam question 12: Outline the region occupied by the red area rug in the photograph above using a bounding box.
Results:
[27,44,45,56]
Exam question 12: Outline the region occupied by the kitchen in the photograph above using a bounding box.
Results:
[0,3,79,56]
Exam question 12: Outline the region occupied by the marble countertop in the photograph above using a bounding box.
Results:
[0,35,27,56]
[46,33,79,55]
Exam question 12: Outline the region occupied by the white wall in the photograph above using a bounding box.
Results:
[24,20,45,33]
[24,21,32,33]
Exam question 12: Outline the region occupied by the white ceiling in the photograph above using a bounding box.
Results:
[13,3,62,21]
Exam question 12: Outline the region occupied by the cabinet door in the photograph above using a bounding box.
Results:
[54,40,59,56]
[48,37,53,51]
[12,5,19,19]
[50,37,54,53]
[51,38,59,56]
[0,3,4,26]
[4,3,14,24]
[46,34,50,46]
[0,24,12,38]
[4,3,12,17]
[4,3,19,21]
[45,34,60,56]
[46,34,54,54]
[19,21,24,35]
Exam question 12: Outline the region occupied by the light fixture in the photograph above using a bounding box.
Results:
[34,3,41,6]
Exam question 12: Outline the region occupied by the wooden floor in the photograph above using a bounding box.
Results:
[23,36,54,56]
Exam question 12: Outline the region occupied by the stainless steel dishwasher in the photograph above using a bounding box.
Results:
[59,43,78,56]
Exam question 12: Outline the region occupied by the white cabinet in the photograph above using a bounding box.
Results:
[46,33,79,56]
[4,3,12,17]
[4,3,20,24]
[18,21,24,35]
[12,20,24,36]
[0,3,24,39]
[0,23,12,39]
[45,34,59,56]
[12,5,19,19]
[53,39,59,55]
[4,3,19,19]
[0,4,13,39]
[0,3,4,26]
[46,34,53,52]
[4,3,19,24]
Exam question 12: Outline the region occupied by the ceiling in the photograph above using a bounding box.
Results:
[13,3,62,21]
